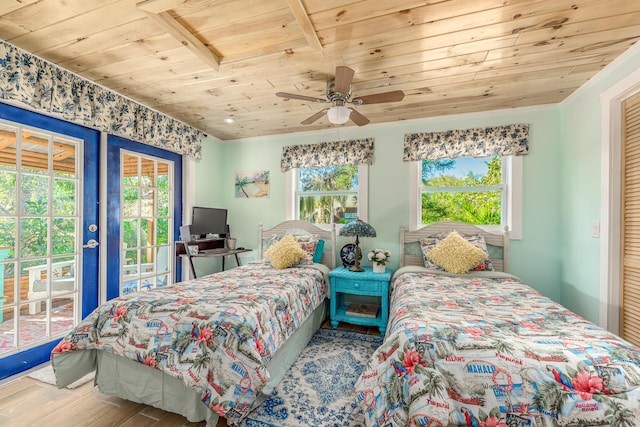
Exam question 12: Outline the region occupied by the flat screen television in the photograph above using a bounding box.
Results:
[190,206,228,238]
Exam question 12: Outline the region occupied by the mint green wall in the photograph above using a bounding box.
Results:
[559,44,640,323]
[194,107,564,302]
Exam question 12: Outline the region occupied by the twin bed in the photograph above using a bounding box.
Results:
[356,222,640,426]
[52,220,335,426]
[51,220,640,426]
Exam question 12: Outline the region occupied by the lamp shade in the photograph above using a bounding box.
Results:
[339,218,376,272]
[327,105,351,125]
[339,218,377,238]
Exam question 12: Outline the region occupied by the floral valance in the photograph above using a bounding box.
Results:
[0,40,203,159]
[281,138,375,172]
[403,124,529,161]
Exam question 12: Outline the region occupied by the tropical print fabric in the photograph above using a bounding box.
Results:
[0,40,203,159]
[52,261,327,424]
[355,270,640,426]
[280,138,374,172]
[403,124,529,161]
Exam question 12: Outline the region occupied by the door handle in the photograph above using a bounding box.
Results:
[83,239,99,249]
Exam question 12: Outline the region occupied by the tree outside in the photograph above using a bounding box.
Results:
[298,165,358,224]
[421,157,502,225]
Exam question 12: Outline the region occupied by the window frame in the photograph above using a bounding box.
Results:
[409,156,522,239]
[286,165,369,229]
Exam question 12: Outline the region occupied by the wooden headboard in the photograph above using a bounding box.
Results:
[258,220,337,269]
[400,222,509,272]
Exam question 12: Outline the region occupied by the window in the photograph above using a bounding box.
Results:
[410,156,522,239]
[286,165,368,226]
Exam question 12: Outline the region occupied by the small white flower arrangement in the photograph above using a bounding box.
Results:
[368,248,391,266]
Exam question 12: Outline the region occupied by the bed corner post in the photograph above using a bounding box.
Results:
[258,223,264,259]
[503,225,509,273]
[331,223,337,269]
[400,225,406,268]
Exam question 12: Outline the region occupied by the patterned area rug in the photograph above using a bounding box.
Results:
[240,328,382,427]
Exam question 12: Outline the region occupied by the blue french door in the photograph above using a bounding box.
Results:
[105,135,182,302]
[0,103,99,380]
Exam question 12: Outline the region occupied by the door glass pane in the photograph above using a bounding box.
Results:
[53,138,77,178]
[141,158,154,187]
[122,154,138,186]
[120,151,173,294]
[22,175,49,215]
[0,218,16,260]
[0,125,17,171]
[21,131,49,174]
[52,218,76,256]
[158,189,169,217]
[20,218,48,258]
[0,171,17,214]
[140,218,151,247]
[52,179,77,216]
[123,219,139,249]
[0,121,81,358]
[157,218,169,245]
[123,187,140,217]
[141,188,154,218]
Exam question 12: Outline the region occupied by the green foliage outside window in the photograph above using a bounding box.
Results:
[422,157,502,226]
[0,170,77,277]
[298,166,358,224]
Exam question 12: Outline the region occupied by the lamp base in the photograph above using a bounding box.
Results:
[349,265,364,272]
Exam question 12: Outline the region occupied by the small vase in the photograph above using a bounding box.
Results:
[373,263,386,273]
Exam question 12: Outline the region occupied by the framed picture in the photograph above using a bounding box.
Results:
[235,170,270,198]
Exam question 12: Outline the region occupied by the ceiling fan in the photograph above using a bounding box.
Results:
[276,66,405,126]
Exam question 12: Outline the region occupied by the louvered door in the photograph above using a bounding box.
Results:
[621,92,640,346]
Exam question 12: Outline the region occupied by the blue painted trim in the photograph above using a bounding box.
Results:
[105,135,183,301]
[0,102,100,379]
[0,340,59,381]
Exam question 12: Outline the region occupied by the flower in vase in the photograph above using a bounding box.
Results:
[368,248,391,265]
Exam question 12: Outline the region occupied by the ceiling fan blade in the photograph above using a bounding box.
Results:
[276,92,328,103]
[348,108,370,126]
[334,66,355,95]
[353,90,405,104]
[301,109,329,125]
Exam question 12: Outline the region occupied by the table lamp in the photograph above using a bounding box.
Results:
[339,218,377,272]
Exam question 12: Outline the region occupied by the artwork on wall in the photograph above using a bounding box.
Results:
[235,170,270,198]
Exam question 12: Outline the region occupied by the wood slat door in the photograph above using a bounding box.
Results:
[621,91,640,346]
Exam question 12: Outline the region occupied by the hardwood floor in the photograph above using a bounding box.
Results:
[0,321,380,426]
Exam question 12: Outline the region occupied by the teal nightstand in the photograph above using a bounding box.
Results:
[329,266,391,334]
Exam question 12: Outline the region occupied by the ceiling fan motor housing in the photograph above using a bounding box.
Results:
[326,78,351,103]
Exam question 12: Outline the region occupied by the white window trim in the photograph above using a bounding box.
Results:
[285,165,369,228]
[409,156,522,239]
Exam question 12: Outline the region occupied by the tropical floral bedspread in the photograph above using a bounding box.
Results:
[52,261,327,424]
[355,269,640,426]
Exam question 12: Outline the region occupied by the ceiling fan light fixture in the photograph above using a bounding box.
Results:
[327,105,350,125]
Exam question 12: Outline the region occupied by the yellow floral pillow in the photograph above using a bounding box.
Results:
[426,231,487,274]
[264,235,308,269]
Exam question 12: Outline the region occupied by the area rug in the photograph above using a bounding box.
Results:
[27,363,94,389]
[240,328,383,427]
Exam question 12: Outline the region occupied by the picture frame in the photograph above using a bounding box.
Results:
[235,170,270,198]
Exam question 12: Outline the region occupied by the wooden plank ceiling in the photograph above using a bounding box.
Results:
[0,0,639,141]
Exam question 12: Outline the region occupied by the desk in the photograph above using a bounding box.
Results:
[175,240,252,280]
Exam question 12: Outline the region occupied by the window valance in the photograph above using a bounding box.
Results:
[403,124,529,161]
[0,41,203,159]
[281,138,375,172]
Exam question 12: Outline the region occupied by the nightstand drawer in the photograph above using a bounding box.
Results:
[333,278,384,294]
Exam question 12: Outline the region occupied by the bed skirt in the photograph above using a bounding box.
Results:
[53,300,328,426]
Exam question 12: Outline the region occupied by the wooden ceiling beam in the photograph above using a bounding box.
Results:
[285,0,323,51]
[137,7,220,71]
